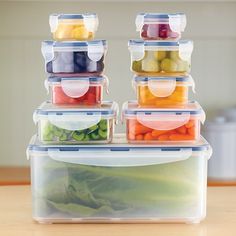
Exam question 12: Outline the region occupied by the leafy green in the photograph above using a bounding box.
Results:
[34,156,202,218]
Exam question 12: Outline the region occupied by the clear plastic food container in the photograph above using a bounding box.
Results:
[27,134,212,224]
[128,40,193,76]
[122,101,205,143]
[133,75,195,107]
[33,101,118,144]
[41,40,107,75]
[50,13,98,41]
[136,13,186,40]
[45,75,108,106]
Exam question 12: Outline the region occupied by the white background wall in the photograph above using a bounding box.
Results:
[0,1,236,166]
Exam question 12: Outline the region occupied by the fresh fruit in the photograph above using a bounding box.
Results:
[137,84,188,107]
[132,60,142,72]
[142,59,159,72]
[170,51,180,61]
[45,51,105,74]
[160,58,178,72]
[154,51,166,61]
[52,84,102,105]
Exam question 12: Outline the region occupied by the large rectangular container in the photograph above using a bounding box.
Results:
[27,134,212,224]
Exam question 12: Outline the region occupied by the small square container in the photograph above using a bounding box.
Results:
[122,101,205,143]
[33,101,118,144]
[27,134,212,224]
[49,13,98,41]
[136,13,186,40]
[128,40,193,76]
[133,75,195,107]
[41,40,107,75]
[45,75,108,106]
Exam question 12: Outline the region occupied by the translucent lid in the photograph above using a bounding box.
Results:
[128,40,193,61]
[45,75,109,98]
[33,101,118,131]
[41,40,107,63]
[27,134,212,167]
[133,75,195,97]
[49,13,99,33]
[136,13,186,32]
[122,101,205,131]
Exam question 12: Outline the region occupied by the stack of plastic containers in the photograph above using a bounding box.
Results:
[35,14,118,144]
[27,13,212,224]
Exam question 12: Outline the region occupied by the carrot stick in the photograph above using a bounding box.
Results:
[151,129,169,137]
[176,126,187,134]
[169,134,194,141]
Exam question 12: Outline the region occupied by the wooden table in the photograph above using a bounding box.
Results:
[0,186,236,236]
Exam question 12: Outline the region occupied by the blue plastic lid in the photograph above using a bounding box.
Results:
[134,76,190,82]
[48,76,105,83]
[123,101,204,116]
[35,101,117,116]
[43,40,107,48]
[50,13,97,20]
[137,12,185,20]
[27,134,210,152]
[129,39,192,47]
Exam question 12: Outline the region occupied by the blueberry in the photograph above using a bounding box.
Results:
[74,52,87,68]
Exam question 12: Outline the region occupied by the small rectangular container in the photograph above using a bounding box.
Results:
[33,101,118,144]
[136,13,186,40]
[133,75,195,107]
[41,40,107,75]
[27,134,212,224]
[122,101,205,143]
[128,40,193,76]
[45,75,108,106]
[50,13,98,41]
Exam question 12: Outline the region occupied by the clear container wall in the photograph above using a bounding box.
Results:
[38,117,114,144]
[131,50,191,76]
[136,82,189,107]
[30,153,207,223]
[49,83,103,106]
[126,117,200,143]
[46,51,105,75]
[140,23,181,40]
[52,19,96,41]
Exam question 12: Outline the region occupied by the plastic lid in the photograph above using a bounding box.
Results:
[34,101,117,117]
[128,40,193,61]
[41,40,107,63]
[129,39,192,47]
[133,75,195,97]
[48,75,105,83]
[50,13,97,20]
[135,13,186,32]
[33,101,118,131]
[123,101,205,131]
[45,75,109,98]
[49,13,99,33]
[27,134,212,167]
